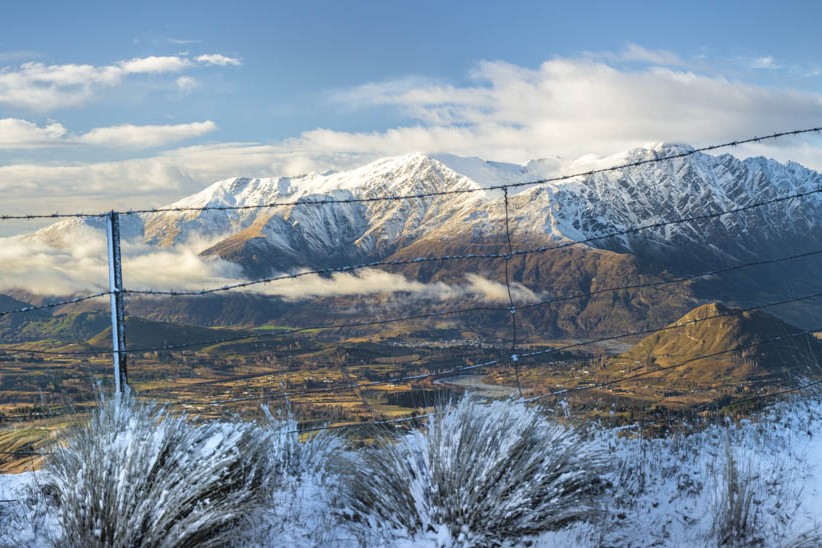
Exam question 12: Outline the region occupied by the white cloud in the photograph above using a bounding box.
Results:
[195,54,241,66]
[0,159,188,195]
[587,43,684,66]
[77,121,217,149]
[749,56,779,70]
[167,38,202,45]
[0,53,238,111]
[0,226,546,302]
[175,75,198,96]
[119,55,191,74]
[0,62,121,110]
[0,119,217,150]
[317,58,822,164]
[0,229,242,295]
[0,118,68,148]
[619,43,683,66]
[0,50,42,63]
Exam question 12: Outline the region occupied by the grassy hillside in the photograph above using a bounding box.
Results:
[607,302,822,386]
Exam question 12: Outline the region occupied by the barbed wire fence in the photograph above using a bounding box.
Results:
[0,127,821,466]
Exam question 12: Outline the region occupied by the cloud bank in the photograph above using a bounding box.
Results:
[0,53,240,111]
[321,57,822,163]
[0,118,216,150]
[0,226,543,304]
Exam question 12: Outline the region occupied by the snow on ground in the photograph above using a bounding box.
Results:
[1,397,821,547]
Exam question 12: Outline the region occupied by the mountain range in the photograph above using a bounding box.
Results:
[21,144,822,339]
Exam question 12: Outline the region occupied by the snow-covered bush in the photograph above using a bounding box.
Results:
[263,405,344,479]
[341,396,606,546]
[254,406,352,546]
[43,395,271,547]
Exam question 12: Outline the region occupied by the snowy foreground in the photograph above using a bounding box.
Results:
[1,396,821,547]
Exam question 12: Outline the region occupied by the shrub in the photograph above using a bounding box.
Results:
[263,405,343,479]
[341,396,605,546]
[44,395,270,547]
[250,405,353,546]
[710,437,764,547]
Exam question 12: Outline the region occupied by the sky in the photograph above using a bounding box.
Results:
[1,0,822,231]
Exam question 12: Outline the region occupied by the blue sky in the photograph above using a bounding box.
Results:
[1,0,822,223]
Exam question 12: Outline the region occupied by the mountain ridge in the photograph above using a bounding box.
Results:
[21,144,822,336]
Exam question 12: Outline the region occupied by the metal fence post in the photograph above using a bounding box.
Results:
[106,211,129,395]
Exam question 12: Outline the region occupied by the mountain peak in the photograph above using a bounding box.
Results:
[622,142,697,161]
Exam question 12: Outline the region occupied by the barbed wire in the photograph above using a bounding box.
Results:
[123,184,822,297]
[7,240,822,361]
[118,245,822,356]
[0,291,111,319]
[4,316,821,444]
[0,211,106,221]
[6,240,822,364]
[2,126,822,444]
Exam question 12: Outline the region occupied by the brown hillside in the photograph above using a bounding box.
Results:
[606,303,822,386]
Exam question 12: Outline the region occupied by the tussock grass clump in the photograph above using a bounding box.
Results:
[710,438,764,547]
[253,406,351,546]
[44,395,271,548]
[341,396,605,545]
[263,405,343,480]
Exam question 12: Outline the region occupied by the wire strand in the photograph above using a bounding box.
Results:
[12,244,822,358]
[0,291,111,318]
[123,184,822,297]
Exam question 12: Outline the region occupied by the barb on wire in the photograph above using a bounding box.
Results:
[0,212,106,221]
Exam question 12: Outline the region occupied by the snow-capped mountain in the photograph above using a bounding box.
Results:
[129,144,822,274]
[27,144,822,334]
[34,143,822,275]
